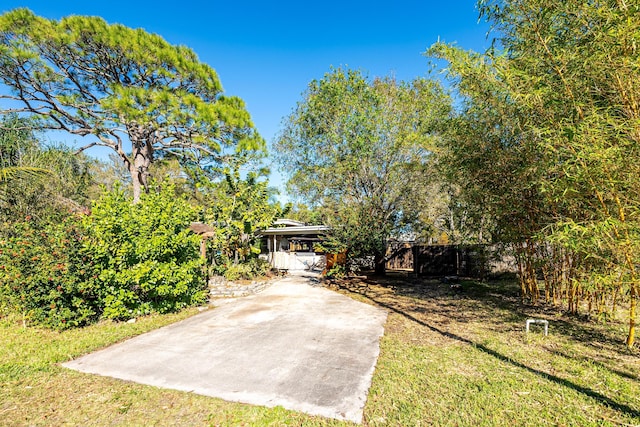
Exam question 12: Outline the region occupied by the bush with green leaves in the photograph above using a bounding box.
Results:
[0,216,97,329]
[215,257,271,281]
[83,186,206,320]
[0,185,207,328]
[325,264,346,279]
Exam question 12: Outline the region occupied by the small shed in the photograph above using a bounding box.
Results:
[259,219,330,272]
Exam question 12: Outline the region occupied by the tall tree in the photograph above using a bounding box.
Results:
[276,68,449,273]
[0,9,264,203]
[428,43,553,301]
[431,0,640,348]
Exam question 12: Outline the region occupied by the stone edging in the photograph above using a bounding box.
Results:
[208,276,277,299]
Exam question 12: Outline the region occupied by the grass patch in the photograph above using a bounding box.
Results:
[1,276,639,426]
[0,309,344,426]
[326,275,639,426]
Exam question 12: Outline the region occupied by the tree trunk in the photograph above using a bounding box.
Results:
[374,251,386,275]
[627,282,637,349]
[130,137,153,204]
[131,170,143,204]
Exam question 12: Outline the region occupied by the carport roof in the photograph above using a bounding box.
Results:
[260,225,330,236]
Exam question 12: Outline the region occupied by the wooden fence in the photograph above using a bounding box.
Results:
[385,241,414,270]
[413,245,487,277]
[385,243,515,278]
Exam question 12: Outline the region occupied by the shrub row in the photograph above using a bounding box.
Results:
[0,186,206,329]
[213,257,271,281]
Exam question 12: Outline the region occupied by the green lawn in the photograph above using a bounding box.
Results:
[1,277,639,426]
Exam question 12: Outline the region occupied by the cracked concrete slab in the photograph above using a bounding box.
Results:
[62,273,387,423]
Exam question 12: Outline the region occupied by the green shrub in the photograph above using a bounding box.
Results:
[221,263,248,281]
[0,186,207,328]
[220,258,271,281]
[0,216,97,329]
[83,186,206,320]
[325,264,346,279]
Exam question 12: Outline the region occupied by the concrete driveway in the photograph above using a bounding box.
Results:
[63,273,387,423]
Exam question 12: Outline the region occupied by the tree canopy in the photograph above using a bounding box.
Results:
[430,0,640,348]
[0,8,264,202]
[276,68,450,272]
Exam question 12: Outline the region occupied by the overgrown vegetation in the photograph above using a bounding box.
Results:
[0,185,207,328]
[214,258,272,281]
[82,185,207,320]
[201,164,281,274]
[429,0,640,347]
[0,9,279,328]
[0,112,277,328]
[276,68,450,274]
[0,216,91,329]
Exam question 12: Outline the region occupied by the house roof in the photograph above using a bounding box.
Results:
[273,218,306,227]
[260,218,330,236]
[260,225,330,236]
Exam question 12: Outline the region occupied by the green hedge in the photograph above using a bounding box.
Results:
[0,186,206,329]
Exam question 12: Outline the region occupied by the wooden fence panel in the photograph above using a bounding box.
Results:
[385,242,414,270]
[413,244,491,278]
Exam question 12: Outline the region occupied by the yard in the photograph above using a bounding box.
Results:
[1,275,638,426]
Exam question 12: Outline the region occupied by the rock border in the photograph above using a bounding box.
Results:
[208,275,278,299]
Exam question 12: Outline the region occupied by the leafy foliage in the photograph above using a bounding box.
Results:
[279,202,324,226]
[0,216,95,329]
[217,258,272,281]
[202,164,280,269]
[0,11,275,329]
[276,68,450,272]
[82,185,206,320]
[0,114,94,222]
[430,0,640,347]
[0,185,207,328]
[0,8,264,202]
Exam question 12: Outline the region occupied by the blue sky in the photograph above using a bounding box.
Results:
[1,0,492,199]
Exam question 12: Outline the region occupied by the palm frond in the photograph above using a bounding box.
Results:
[0,166,52,183]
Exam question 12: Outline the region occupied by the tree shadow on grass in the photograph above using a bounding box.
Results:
[543,316,636,357]
[341,275,526,333]
[331,277,640,420]
[363,273,634,355]
[542,345,640,382]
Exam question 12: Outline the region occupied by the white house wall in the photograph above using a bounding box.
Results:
[271,251,326,271]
